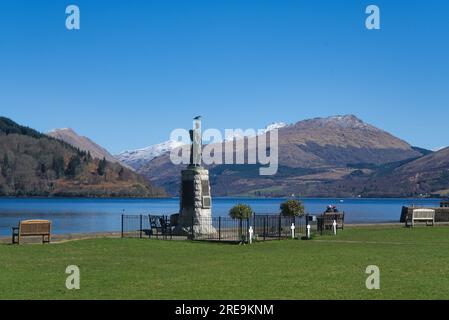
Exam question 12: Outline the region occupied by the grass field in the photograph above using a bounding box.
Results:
[1,226,449,300]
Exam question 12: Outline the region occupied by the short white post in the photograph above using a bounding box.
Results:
[248,226,254,244]
[290,223,295,239]
[306,224,311,239]
[333,220,337,235]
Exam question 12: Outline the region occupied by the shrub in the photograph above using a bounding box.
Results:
[229,204,254,220]
[280,199,305,217]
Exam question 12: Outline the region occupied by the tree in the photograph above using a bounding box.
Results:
[280,199,305,217]
[1,154,10,178]
[229,204,254,241]
[229,203,254,220]
[65,155,82,177]
[97,157,107,176]
[118,167,130,181]
[39,163,47,174]
[52,156,65,178]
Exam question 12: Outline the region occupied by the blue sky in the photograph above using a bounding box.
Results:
[0,0,448,153]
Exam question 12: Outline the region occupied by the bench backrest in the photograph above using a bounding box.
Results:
[412,209,435,219]
[323,213,345,223]
[19,220,51,235]
[149,216,161,228]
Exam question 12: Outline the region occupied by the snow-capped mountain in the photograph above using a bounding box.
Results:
[432,146,448,152]
[260,122,288,134]
[224,122,288,141]
[116,140,185,170]
[116,122,288,170]
[310,115,379,131]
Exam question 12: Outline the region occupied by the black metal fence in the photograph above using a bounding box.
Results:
[121,214,306,243]
[121,214,175,239]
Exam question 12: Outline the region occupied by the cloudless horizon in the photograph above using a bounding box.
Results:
[1,0,448,153]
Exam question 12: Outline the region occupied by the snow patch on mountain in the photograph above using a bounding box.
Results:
[312,115,378,131]
[432,146,448,152]
[224,122,288,141]
[116,140,185,170]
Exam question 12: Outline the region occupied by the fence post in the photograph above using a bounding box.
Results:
[140,214,143,238]
[247,218,250,244]
[264,216,266,241]
[219,216,222,241]
[305,214,309,239]
[191,215,194,240]
[121,214,124,238]
[278,214,281,240]
[169,216,173,240]
[253,214,256,234]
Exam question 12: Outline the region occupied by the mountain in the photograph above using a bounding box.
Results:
[47,128,118,163]
[276,115,421,168]
[358,147,449,197]
[116,140,185,171]
[137,115,428,197]
[117,122,288,171]
[0,117,165,197]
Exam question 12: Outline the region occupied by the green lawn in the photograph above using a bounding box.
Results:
[1,226,449,300]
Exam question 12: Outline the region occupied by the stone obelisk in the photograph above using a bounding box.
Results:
[176,117,215,238]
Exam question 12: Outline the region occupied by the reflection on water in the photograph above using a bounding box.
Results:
[0,197,441,235]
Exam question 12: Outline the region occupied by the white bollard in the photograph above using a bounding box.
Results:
[248,226,254,244]
[290,223,295,239]
[306,224,311,239]
[333,220,337,235]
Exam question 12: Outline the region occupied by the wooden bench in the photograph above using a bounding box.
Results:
[317,213,345,234]
[12,220,51,244]
[406,209,435,227]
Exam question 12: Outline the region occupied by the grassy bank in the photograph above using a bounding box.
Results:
[1,226,449,299]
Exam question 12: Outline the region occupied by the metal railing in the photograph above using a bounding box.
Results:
[121,214,307,243]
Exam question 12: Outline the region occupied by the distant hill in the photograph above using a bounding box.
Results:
[137,115,431,197]
[47,128,118,163]
[0,117,165,197]
[358,147,449,197]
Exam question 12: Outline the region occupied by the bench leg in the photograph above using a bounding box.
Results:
[43,234,50,244]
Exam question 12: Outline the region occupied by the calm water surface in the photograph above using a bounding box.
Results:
[0,197,441,236]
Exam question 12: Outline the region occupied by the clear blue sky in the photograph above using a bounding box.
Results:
[1,0,448,153]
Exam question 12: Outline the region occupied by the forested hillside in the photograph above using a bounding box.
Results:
[0,117,165,197]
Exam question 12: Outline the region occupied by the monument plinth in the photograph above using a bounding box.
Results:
[176,117,215,238]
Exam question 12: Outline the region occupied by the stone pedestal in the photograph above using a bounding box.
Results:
[176,167,215,237]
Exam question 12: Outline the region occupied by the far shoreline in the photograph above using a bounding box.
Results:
[0,196,445,200]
